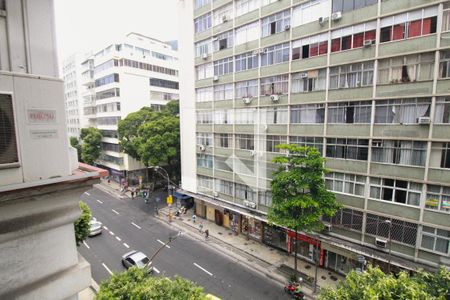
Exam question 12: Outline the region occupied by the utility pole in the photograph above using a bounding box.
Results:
[147,231,182,271]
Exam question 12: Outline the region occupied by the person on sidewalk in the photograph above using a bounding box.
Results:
[131,190,135,199]
[154,206,159,216]
[199,222,203,233]
[192,214,196,223]
[204,229,209,239]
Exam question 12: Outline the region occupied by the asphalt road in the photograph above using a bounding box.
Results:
[79,186,289,300]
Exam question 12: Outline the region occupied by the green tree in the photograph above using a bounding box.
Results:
[319,265,450,300]
[69,136,82,162]
[80,127,102,165]
[268,145,341,276]
[96,267,208,300]
[74,201,91,246]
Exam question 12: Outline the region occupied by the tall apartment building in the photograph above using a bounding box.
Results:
[0,0,104,298]
[78,33,179,182]
[178,0,450,275]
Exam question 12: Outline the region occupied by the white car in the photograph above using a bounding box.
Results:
[89,219,102,237]
[121,250,153,273]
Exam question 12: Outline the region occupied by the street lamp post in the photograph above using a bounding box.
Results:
[147,231,183,271]
[385,219,393,273]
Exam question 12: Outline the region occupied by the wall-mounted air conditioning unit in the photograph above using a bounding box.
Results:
[324,224,332,232]
[213,75,219,81]
[270,94,280,102]
[417,116,431,124]
[375,238,387,248]
[318,17,327,25]
[284,25,291,31]
[363,39,374,47]
[252,49,260,55]
[299,73,308,79]
[202,53,208,60]
[331,11,342,21]
[199,144,206,151]
[244,200,256,209]
[250,150,256,157]
[222,15,228,23]
[372,140,382,147]
[213,192,219,197]
[242,97,253,104]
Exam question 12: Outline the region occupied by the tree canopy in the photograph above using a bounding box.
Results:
[74,201,91,246]
[69,136,82,162]
[96,267,208,300]
[319,265,450,300]
[79,127,102,165]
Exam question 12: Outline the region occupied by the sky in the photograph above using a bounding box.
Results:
[53,0,179,61]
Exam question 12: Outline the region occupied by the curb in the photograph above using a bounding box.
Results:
[90,278,100,293]
[95,183,128,200]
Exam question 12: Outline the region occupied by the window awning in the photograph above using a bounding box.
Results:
[173,191,193,200]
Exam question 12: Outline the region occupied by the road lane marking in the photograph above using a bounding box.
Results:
[102,263,113,275]
[193,263,213,276]
[131,222,141,229]
[103,226,108,230]
[96,199,103,204]
[109,231,114,236]
[84,192,90,196]
[153,267,160,274]
[157,239,171,248]
[116,236,122,241]
[123,243,130,248]
[83,241,90,249]
[112,209,119,215]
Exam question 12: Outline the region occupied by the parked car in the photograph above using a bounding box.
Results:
[89,219,102,237]
[121,250,153,272]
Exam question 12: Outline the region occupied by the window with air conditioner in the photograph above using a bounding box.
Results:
[0,94,19,166]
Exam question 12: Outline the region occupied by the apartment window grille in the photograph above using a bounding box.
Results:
[213,4,233,26]
[425,185,450,212]
[261,43,290,66]
[326,138,369,161]
[214,84,233,101]
[195,0,210,9]
[323,208,364,232]
[213,30,234,51]
[215,133,232,148]
[329,61,374,89]
[194,13,212,33]
[443,2,450,32]
[293,0,330,27]
[365,214,418,246]
[260,74,289,95]
[327,101,372,124]
[439,50,450,78]
[291,69,327,93]
[332,0,377,13]
[197,153,213,169]
[372,140,427,167]
[97,116,121,125]
[292,33,328,60]
[214,109,233,124]
[149,78,179,89]
[325,172,366,197]
[214,57,234,76]
[215,155,233,172]
[264,135,287,153]
[378,52,435,84]
[196,63,213,80]
[196,132,213,147]
[261,10,291,37]
[234,108,256,124]
[215,179,234,195]
[197,175,213,190]
[96,88,120,100]
[95,73,119,87]
[260,106,289,124]
[235,52,259,72]
[196,87,213,102]
[235,21,260,45]
[331,21,376,52]
[195,39,212,57]
[380,6,438,43]
[236,79,259,98]
[421,226,450,254]
[236,134,255,150]
[196,110,213,124]
[235,0,259,17]
[374,98,431,124]
[290,104,325,123]
[289,136,324,153]
[258,191,273,207]
[369,177,422,206]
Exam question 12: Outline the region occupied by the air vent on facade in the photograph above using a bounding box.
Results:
[324,224,332,232]
[417,116,431,124]
[202,53,208,60]
[331,11,342,21]
[199,144,206,151]
[213,75,219,81]
[242,97,253,104]
[0,94,19,165]
[375,238,387,248]
[270,94,280,102]
[284,25,291,31]
[363,39,374,47]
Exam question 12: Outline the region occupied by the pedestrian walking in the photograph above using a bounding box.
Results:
[192,214,197,223]
[154,206,159,215]
[131,190,135,198]
[199,222,203,233]
[204,229,209,239]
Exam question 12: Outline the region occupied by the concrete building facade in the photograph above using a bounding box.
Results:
[178,0,450,275]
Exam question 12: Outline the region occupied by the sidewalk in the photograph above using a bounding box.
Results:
[158,206,344,299]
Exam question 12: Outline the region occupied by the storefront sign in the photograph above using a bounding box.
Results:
[287,231,320,247]
[27,109,56,124]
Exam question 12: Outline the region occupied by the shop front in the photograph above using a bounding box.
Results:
[263,225,288,252]
[287,231,323,265]
[321,242,360,275]
[241,216,263,241]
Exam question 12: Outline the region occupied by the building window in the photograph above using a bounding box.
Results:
[380,7,438,43]
[195,39,212,57]
[213,4,233,26]
[196,110,213,124]
[329,61,374,89]
[101,142,121,152]
[194,13,212,33]
[293,0,330,27]
[425,185,450,212]
[215,155,233,172]
[214,84,233,101]
[290,104,325,123]
[291,69,326,93]
[197,175,213,190]
[327,101,372,124]
[369,177,422,206]
[196,63,213,80]
[292,33,328,60]
[149,78,179,90]
[95,73,119,87]
[214,57,234,76]
[261,43,290,66]
[97,116,121,125]
[119,58,178,76]
[260,74,289,95]
[234,108,256,124]
[196,87,213,102]
[236,134,255,150]
[325,172,366,197]
[332,0,377,13]
[365,214,418,246]
[215,179,234,195]
[326,138,369,161]
[196,132,213,147]
[258,190,272,207]
[431,142,450,169]
[215,133,232,148]
[94,59,118,75]
[261,10,291,37]
[323,208,364,232]
[235,183,256,201]
[435,97,450,123]
[236,79,259,98]
[374,98,431,124]
[195,0,210,9]
[260,106,289,124]
[235,21,260,45]
[235,51,259,72]
[96,88,120,100]
[289,136,324,153]
[439,50,450,78]
[197,153,213,169]
[372,140,427,167]
[264,135,287,153]
[378,52,435,84]
[235,0,260,17]
[443,2,450,32]
[214,109,233,124]
[213,30,234,51]
[421,226,450,254]
[331,21,376,52]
